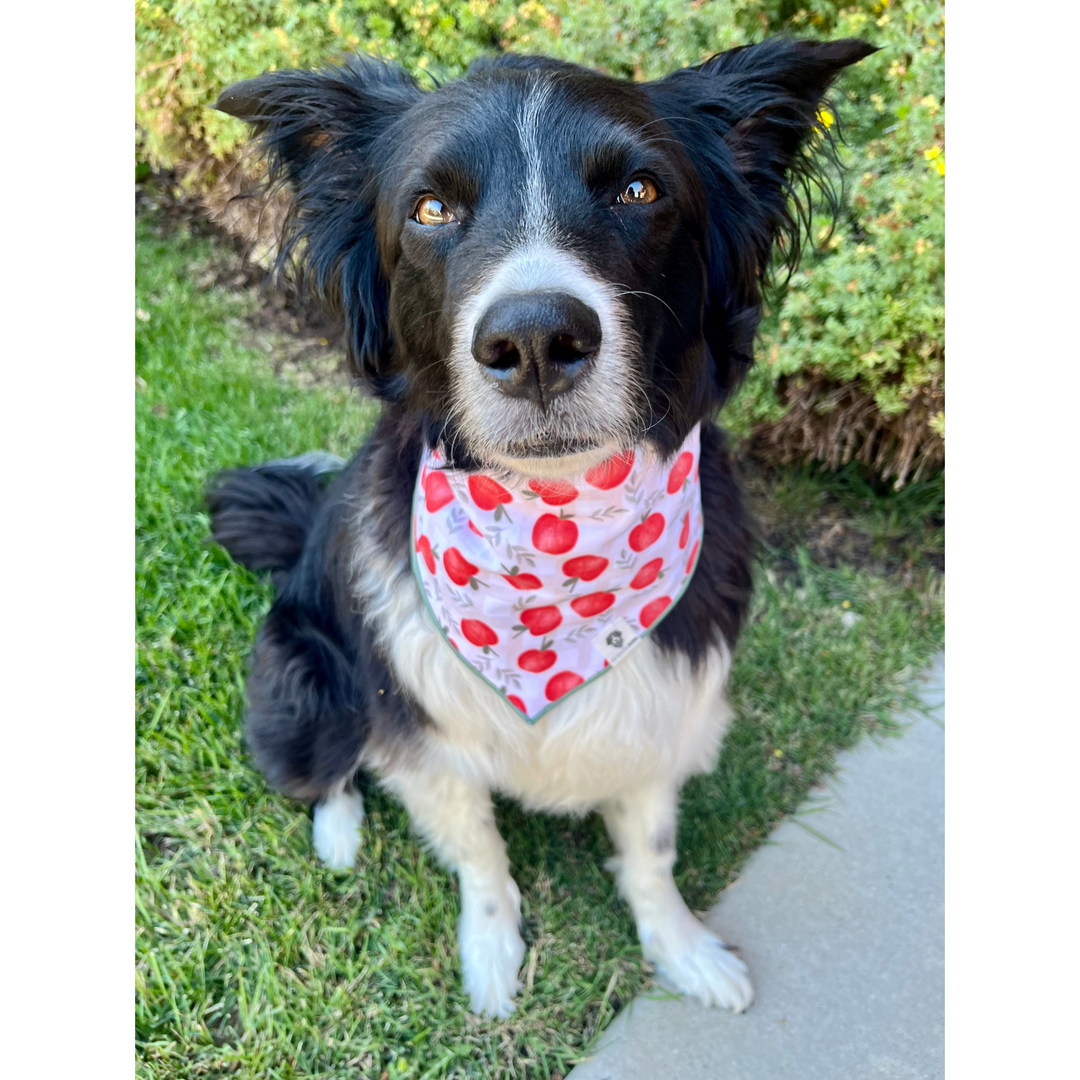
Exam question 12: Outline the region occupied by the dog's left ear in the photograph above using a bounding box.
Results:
[215,55,424,394]
[645,37,877,402]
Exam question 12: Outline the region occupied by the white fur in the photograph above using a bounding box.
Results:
[516,75,557,246]
[312,788,365,870]
[349,539,745,1015]
[603,783,754,1012]
[356,546,731,811]
[383,767,526,1017]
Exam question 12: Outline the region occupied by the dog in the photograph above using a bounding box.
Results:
[207,36,875,1018]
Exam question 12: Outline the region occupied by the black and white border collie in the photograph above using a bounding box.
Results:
[207,37,875,1018]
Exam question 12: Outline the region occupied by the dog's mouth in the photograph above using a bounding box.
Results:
[500,432,603,458]
[455,382,650,478]
[485,431,628,481]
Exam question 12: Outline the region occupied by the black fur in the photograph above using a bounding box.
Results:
[209,38,873,801]
[210,443,428,799]
[207,464,328,587]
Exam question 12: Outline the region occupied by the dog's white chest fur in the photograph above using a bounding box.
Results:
[358,554,734,812]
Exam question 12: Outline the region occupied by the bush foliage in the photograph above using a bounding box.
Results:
[136,0,944,484]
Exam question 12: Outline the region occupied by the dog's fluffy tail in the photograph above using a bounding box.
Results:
[207,452,344,582]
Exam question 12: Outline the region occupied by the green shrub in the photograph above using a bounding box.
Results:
[727,1,944,487]
[136,0,943,484]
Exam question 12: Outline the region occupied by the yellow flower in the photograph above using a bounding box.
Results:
[842,600,852,609]
[817,108,834,130]
[923,146,941,160]
[935,159,945,176]
[773,749,784,758]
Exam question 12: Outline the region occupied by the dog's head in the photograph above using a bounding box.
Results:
[217,38,874,475]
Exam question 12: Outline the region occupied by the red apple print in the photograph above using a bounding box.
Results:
[532,513,578,555]
[570,592,616,617]
[678,512,690,550]
[443,547,479,587]
[507,694,527,713]
[468,519,484,537]
[562,555,608,582]
[630,558,663,590]
[667,451,694,495]
[639,596,672,629]
[519,605,562,636]
[461,618,498,647]
[424,470,454,512]
[629,512,665,552]
[685,539,700,575]
[502,572,542,590]
[545,670,585,701]
[415,534,437,574]
[518,648,557,673]
[527,478,578,506]
[585,449,635,490]
[468,474,512,511]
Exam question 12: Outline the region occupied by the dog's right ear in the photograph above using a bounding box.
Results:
[215,56,423,394]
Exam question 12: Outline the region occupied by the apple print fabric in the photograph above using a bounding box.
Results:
[411,423,704,722]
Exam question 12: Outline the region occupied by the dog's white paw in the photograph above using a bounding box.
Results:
[640,911,754,1012]
[458,878,526,1018]
[312,790,365,869]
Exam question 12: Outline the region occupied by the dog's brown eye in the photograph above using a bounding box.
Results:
[414,196,455,226]
[617,177,659,205]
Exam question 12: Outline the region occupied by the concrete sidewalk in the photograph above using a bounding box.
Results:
[570,654,944,1080]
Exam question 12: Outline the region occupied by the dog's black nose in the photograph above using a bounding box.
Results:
[471,292,602,406]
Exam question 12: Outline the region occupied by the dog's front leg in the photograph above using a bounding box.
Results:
[602,782,754,1011]
[385,767,526,1018]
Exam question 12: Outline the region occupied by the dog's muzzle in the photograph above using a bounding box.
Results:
[471,290,601,409]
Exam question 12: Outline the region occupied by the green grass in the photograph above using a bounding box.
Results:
[741,455,945,576]
[136,219,944,1080]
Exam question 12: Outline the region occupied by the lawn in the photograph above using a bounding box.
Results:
[135,216,944,1080]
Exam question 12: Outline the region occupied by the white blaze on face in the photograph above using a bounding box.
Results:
[445,77,644,478]
[515,74,557,246]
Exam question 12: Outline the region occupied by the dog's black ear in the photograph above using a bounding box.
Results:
[215,56,423,394]
[645,37,877,403]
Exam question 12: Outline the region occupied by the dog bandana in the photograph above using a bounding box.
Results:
[411,423,704,722]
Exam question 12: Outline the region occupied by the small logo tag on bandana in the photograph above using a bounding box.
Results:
[411,424,704,722]
[592,616,642,667]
